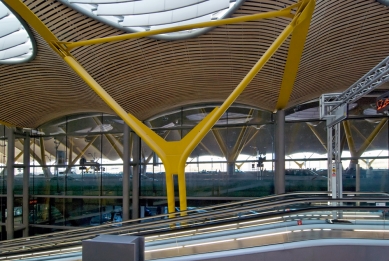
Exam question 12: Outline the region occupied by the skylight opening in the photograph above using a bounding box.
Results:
[60,0,246,40]
[0,2,36,65]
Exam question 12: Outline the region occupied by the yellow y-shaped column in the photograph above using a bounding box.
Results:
[4,0,315,216]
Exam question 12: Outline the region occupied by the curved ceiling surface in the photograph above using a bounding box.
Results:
[59,0,245,40]
[1,0,389,128]
[0,1,35,64]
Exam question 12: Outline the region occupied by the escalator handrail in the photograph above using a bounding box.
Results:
[1,191,388,246]
[1,202,388,257]
[1,196,388,252]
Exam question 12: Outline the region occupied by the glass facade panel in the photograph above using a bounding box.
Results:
[341,118,389,192]
[0,109,388,237]
[14,174,23,195]
[15,138,24,165]
[140,170,165,197]
[285,160,328,192]
[102,171,123,197]
[14,197,22,226]
[184,164,275,197]
[284,121,327,192]
[29,197,122,227]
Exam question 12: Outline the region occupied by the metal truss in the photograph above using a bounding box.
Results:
[319,93,346,127]
[320,55,389,207]
[320,56,389,127]
[327,123,343,218]
[336,56,389,104]
[327,123,342,199]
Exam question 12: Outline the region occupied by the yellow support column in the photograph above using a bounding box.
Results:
[356,119,387,158]
[5,0,315,216]
[275,0,315,110]
[307,124,327,151]
[343,121,358,161]
[178,167,188,214]
[165,169,176,216]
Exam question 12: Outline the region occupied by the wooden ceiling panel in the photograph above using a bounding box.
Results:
[0,31,112,127]
[0,0,389,128]
[291,0,389,107]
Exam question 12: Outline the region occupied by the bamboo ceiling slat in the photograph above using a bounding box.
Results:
[0,0,389,128]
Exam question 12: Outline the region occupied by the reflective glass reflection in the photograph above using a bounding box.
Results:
[29,197,122,228]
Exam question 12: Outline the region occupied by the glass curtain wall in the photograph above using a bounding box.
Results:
[0,108,388,237]
[143,107,275,200]
[29,114,125,232]
[284,120,328,192]
[0,125,27,239]
[340,118,389,192]
[284,117,389,193]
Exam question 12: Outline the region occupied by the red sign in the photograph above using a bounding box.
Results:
[297,220,302,225]
[376,91,389,113]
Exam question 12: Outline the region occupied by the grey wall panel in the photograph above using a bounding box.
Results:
[157,240,389,261]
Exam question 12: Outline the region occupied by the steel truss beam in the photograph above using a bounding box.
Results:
[327,123,342,199]
[321,56,389,127]
[5,0,315,215]
[335,57,389,104]
[320,54,389,206]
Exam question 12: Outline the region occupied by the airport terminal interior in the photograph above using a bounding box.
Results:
[1,0,389,260]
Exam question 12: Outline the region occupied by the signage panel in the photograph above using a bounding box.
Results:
[376,91,389,113]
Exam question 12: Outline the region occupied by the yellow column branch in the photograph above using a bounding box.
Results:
[5,0,315,214]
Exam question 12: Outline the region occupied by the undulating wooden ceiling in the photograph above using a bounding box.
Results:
[0,0,389,128]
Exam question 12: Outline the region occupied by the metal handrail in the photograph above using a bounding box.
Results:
[1,191,388,247]
[5,205,388,260]
[0,194,388,255]
[1,192,326,244]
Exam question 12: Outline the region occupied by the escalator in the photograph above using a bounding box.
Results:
[0,192,388,260]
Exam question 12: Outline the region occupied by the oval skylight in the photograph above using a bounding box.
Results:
[0,2,36,64]
[59,0,246,40]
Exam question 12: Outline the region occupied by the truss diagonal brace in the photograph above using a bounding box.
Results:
[320,56,389,127]
[336,56,389,104]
